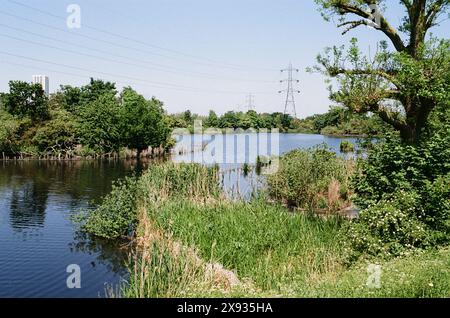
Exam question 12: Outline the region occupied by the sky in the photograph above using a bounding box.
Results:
[0,0,449,118]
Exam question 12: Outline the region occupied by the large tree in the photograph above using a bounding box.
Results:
[314,0,450,143]
[120,87,170,158]
[78,92,122,154]
[1,81,49,122]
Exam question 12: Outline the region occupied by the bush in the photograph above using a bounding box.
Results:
[267,147,352,212]
[349,112,450,258]
[79,177,139,239]
[0,109,20,154]
[340,140,355,153]
[32,109,78,155]
[347,191,430,259]
[79,163,221,239]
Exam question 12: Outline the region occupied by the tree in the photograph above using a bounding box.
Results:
[183,110,193,125]
[59,85,82,113]
[220,111,239,128]
[246,110,262,129]
[81,78,117,103]
[78,93,122,154]
[313,0,450,144]
[120,88,171,158]
[0,108,20,154]
[1,81,49,121]
[205,110,219,127]
[32,109,78,155]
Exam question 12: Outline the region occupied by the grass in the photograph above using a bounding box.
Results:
[83,159,449,298]
[267,147,354,212]
[308,247,450,298]
[150,198,345,294]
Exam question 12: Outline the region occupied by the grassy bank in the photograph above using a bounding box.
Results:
[80,159,449,298]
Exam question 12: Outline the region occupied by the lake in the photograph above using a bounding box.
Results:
[0,133,357,298]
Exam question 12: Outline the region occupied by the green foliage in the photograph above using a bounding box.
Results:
[120,88,171,154]
[204,110,219,128]
[124,241,205,298]
[77,93,122,154]
[32,109,78,155]
[1,81,49,121]
[59,78,117,113]
[138,163,221,204]
[0,109,20,154]
[340,140,355,153]
[80,163,221,239]
[80,177,139,239]
[153,198,343,292]
[312,247,450,298]
[0,78,173,158]
[313,1,450,143]
[347,191,430,259]
[350,105,450,258]
[168,110,297,132]
[267,147,352,211]
[297,106,389,136]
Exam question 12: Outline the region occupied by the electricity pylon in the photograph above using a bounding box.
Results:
[245,93,255,111]
[279,63,300,118]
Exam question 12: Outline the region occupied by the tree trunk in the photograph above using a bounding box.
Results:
[400,99,434,144]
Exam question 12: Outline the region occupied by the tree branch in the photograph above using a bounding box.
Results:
[328,68,401,88]
[334,2,407,52]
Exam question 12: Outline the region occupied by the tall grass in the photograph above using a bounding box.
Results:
[84,159,449,298]
[150,197,345,294]
[267,147,354,213]
[139,162,222,204]
[79,163,222,239]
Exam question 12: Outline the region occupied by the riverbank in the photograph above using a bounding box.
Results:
[80,161,450,298]
[0,146,169,161]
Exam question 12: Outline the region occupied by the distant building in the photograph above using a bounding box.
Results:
[32,75,49,96]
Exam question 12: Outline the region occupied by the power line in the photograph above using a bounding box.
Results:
[0,51,272,95]
[0,30,276,84]
[0,59,190,92]
[279,63,300,118]
[0,10,275,76]
[6,0,278,72]
[0,23,274,83]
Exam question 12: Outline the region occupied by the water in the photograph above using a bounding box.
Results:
[0,160,144,298]
[0,133,357,298]
[173,133,358,199]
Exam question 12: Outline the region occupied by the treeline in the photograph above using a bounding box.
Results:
[295,106,390,136]
[0,78,172,159]
[169,107,389,136]
[168,110,297,132]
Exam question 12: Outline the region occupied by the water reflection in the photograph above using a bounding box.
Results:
[0,159,143,297]
[69,231,130,276]
[9,181,49,230]
[0,134,360,297]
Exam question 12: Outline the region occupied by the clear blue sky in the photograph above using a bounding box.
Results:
[0,0,448,117]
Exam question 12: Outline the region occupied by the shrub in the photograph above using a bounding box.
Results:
[79,163,221,239]
[340,140,355,153]
[346,191,430,259]
[32,109,78,155]
[0,109,20,154]
[349,111,450,257]
[267,147,352,212]
[79,177,139,239]
[353,127,450,210]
